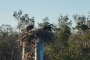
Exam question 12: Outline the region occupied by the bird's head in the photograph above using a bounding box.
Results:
[31,21,35,27]
[50,24,53,26]
[46,24,53,27]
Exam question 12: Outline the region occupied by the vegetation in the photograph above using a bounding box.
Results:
[0,10,90,60]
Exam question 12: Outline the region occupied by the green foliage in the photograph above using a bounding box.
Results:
[44,14,90,60]
[81,47,90,53]
[73,14,89,32]
[44,24,71,60]
[57,25,71,42]
[0,24,20,60]
[38,17,50,28]
[75,21,89,31]
[61,53,73,60]
[38,17,59,32]
[83,32,90,39]
[1,11,90,60]
[13,10,35,32]
[58,14,72,28]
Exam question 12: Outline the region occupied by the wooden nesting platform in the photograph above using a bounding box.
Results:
[18,29,55,60]
[19,29,55,47]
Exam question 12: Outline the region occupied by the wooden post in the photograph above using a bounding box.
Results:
[21,38,44,60]
[35,41,37,60]
[22,42,25,60]
[35,38,44,60]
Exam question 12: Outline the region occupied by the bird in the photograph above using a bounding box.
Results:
[23,22,35,31]
[43,24,53,31]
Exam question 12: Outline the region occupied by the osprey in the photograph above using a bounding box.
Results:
[23,22,34,31]
[43,24,53,31]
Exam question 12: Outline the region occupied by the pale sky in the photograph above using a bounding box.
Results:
[0,0,90,28]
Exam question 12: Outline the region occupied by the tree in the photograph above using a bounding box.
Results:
[44,15,72,60]
[13,10,35,33]
[67,14,90,60]
[58,14,72,28]
[73,14,89,33]
[38,17,50,28]
[0,24,21,60]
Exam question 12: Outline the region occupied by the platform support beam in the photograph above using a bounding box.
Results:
[35,38,44,60]
[22,42,25,60]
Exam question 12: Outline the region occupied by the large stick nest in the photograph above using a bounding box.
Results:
[19,29,55,45]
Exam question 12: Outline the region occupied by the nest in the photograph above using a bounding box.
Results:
[19,29,55,59]
[19,29,55,47]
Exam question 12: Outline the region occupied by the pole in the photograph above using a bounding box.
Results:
[35,38,44,60]
[22,42,25,60]
[40,40,44,60]
[35,41,37,60]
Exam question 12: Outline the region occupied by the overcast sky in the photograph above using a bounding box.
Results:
[0,0,90,28]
